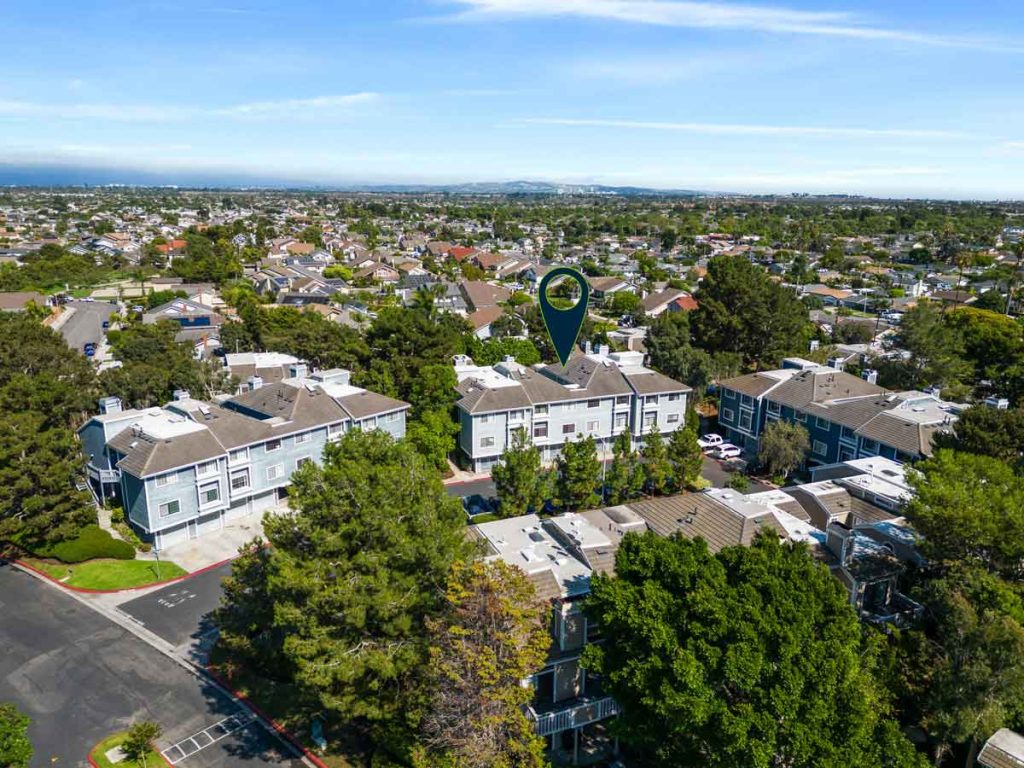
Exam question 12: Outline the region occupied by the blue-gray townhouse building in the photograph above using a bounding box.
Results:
[78,366,408,550]
[716,358,966,466]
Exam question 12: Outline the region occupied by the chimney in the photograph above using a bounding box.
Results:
[861,369,878,385]
[828,356,845,371]
[290,362,308,379]
[598,344,610,356]
[172,389,190,401]
[248,375,264,391]
[98,396,122,415]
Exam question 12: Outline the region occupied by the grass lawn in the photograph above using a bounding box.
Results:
[89,731,163,768]
[25,557,187,590]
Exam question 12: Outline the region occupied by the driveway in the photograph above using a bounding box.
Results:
[58,300,117,353]
[0,563,302,768]
[118,562,233,653]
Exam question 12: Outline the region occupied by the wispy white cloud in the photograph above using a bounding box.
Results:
[0,93,381,122]
[438,0,1023,52]
[520,117,977,140]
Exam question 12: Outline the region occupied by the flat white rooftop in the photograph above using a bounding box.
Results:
[225,351,300,368]
[132,409,207,440]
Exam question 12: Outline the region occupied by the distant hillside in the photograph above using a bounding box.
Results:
[0,164,704,196]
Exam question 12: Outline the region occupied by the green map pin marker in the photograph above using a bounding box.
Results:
[539,267,590,367]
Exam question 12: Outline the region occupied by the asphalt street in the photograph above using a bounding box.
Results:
[58,300,117,353]
[118,563,233,649]
[0,563,303,768]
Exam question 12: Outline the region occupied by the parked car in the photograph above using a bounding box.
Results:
[102,320,110,329]
[698,433,724,451]
[714,443,742,460]
[463,494,498,518]
[83,342,96,357]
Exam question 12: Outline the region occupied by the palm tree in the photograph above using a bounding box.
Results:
[411,282,445,319]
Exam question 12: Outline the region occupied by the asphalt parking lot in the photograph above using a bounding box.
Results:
[118,563,233,650]
[0,563,302,768]
[57,300,117,353]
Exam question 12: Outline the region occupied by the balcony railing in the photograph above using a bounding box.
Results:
[528,696,619,737]
[86,464,121,484]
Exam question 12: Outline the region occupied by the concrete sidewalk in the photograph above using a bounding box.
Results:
[137,511,273,572]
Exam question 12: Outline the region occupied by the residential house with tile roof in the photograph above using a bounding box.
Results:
[717,357,965,465]
[454,347,690,472]
[78,368,408,550]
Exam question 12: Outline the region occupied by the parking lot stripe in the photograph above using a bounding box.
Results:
[160,711,256,765]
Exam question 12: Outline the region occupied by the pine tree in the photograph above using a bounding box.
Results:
[492,428,548,517]
[555,435,602,511]
[605,429,643,505]
[668,426,704,491]
[641,428,672,496]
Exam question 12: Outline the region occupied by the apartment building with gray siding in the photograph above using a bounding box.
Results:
[454,348,691,472]
[79,367,408,550]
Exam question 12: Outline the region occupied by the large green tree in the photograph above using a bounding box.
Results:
[416,560,550,768]
[904,450,1024,578]
[667,425,704,491]
[604,429,643,505]
[757,420,810,479]
[584,532,925,768]
[640,428,672,496]
[936,405,1024,467]
[0,703,32,768]
[554,436,601,511]
[692,256,811,369]
[492,428,548,518]
[216,431,472,756]
[0,411,95,545]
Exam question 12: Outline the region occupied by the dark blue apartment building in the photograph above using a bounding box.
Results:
[717,358,966,466]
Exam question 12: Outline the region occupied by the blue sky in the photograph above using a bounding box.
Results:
[4,0,1024,197]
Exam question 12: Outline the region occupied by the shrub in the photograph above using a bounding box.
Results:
[727,473,751,493]
[34,525,135,563]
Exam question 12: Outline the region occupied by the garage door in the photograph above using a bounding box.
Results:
[156,522,190,550]
[196,511,222,537]
[250,490,277,516]
[225,497,250,521]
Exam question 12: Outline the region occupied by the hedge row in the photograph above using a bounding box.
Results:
[33,525,135,563]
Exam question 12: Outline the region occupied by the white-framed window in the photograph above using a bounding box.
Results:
[667,413,680,424]
[740,395,754,408]
[229,448,249,464]
[362,417,377,429]
[815,417,830,430]
[615,395,630,406]
[294,431,310,445]
[668,393,681,402]
[509,410,526,422]
[266,464,283,481]
[587,420,599,433]
[861,439,880,454]
[196,460,218,477]
[199,482,220,506]
[296,457,313,469]
[479,414,492,424]
[534,422,548,439]
[265,439,281,453]
[562,423,576,435]
[643,412,657,429]
[158,500,180,518]
[587,399,600,409]
[795,411,807,422]
[382,411,401,423]
[535,404,549,415]
[721,407,735,423]
[813,440,828,456]
[647,395,660,406]
[230,469,250,492]
[739,411,753,430]
[328,422,344,439]
[155,472,177,488]
[480,436,495,448]
[614,413,627,428]
[767,401,781,415]
[841,426,856,440]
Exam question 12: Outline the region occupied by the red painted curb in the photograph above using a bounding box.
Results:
[204,666,330,768]
[14,553,238,595]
